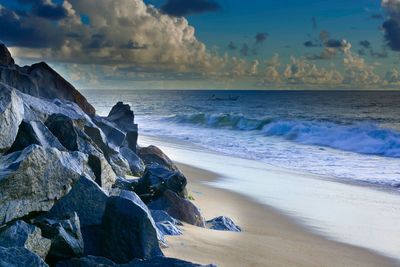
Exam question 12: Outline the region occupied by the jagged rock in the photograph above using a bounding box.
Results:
[108,153,131,177]
[0,44,14,66]
[93,116,126,148]
[101,190,163,263]
[125,256,216,267]
[151,210,183,226]
[0,85,24,153]
[206,216,241,232]
[135,164,187,202]
[0,145,87,225]
[156,222,182,236]
[0,220,51,259]
[33,212,84,263]
[56,256,116,267]
[113,176,139,192]
[148,190,205,227]
[7,120,66,154]
[0,247,49,267]
[120,147,145,176]
[138,145,178,171]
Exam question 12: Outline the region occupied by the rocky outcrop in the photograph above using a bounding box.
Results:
[0,84,24,153]
[148,190,205,227]
[0,220,51,259]
[0,44,14,66]
[0,145,87,224]
[101,190,163,263]
[138,145,179,171]
[206,216,241,232]
[120,147,146,176]
[0,246,49,267]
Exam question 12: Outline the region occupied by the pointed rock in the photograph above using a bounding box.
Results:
[0,247,49,267]
[0,44,14,66]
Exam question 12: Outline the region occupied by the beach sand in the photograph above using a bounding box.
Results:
[162,163,398,267]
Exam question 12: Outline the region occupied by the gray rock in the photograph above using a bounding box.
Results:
[0,145,87,225]
[206,216,241,232]
[120,147,145,177]
[124,256,216,267]
[135,164,187,203]
[113,176,139,192]
[101,190,163,263]
[33,212,84,263]
[0,84,24,153]
[56,256,116,267]
[138,145,178,171]
[0,247,49,267]
[7,120,66,154]
[148,190,205,227]
[0,220,51,259]
[156,222,182,236]
[0,44,15,66]
[151,210,183,226]
[93,116,126,149]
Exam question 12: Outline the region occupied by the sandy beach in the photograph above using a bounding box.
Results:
[161,163,398,267]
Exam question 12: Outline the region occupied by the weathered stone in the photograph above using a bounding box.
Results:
[148,190,205,227]
[0,145,87,225]
[33,212,84,263]
[7,120,66,154]
[113,176,139,192]
[56,256,116,267]
[0,220,51,259]
[206,216,241,232]
[0,84,24,153]
[135,165,187,202]
[101,190,163,263]
[93,116,126,148]
[0,247,49,267]
[156,222,182,236]
[138,145,178,171]
[151,210,183,226]
[0,44,14,66]
[124,256,216,267]
[120,147,145,177]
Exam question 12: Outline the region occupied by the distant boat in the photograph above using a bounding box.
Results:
[209,95,240,101]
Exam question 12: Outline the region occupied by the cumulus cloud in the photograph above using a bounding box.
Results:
[161,0,221,17]
[382,0,400,51]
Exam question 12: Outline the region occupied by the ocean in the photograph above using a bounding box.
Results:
[84,90,400,190]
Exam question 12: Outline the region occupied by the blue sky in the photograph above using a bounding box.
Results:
[0,0,399,89]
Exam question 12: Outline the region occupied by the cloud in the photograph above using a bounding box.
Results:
[382,0,400,51]
[304,41,321,47]
[161,0,221,17]
[255,32,268,44]
[359,40,371,49]
[228,41,237,50]
[240,43,250,57]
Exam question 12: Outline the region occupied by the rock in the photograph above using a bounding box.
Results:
[155,222,182,236]
[138,145,178,171]
[120,147,145,177]
[108,153,131,177]
[135,165,187,203]
[0,145,87,225]
[92,116,126,149]
[150,210,183,226]
[113,176,139,192]
[206,216,241,232]
[7,120,66,154]
[125,256,216,267]
[0,220,51,259]
[56,256,116,267]
[0,44,15,66]
[0,247,49,267]
[101,190,163,263]
[0,85,24,153]
[148,190,205,227]
[33,212,84,263]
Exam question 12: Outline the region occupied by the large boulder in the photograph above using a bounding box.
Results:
[0,85,24,153]
[0,247,49,267]
[101,190,163,263]
[206,216,241,232]
[138,145,178,171]
[148,190,205,227]
[120,147,145,176]
[0,44,14,66]
[0,220,51,259]
[7,120,66,154]
[135,165,187,203]
[33,212,84,264]
[0,145,88,225]
[92,116,126,149]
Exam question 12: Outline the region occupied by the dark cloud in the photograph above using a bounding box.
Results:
[161,0,221,17]
[359,40,371,49]
[121,40,149,50]
[382,19,400,51]
[17,0,68,20]
[255,32,268,44]
[304,41,321,47]
[325,39,343,48]
[228,41,237,50]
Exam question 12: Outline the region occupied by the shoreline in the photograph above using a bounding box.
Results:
[162,163,398,267]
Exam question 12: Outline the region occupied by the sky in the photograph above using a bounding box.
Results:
[0,0,400,90]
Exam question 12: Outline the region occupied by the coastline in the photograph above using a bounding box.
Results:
[162,163,398,267]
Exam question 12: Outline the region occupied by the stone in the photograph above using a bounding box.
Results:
[148,190,205,227]
[138,145,178,171]
[155,222,182,236]
[113,176,139,192]
[0,145,87,225]
[0,220,51,259]
[0,84,24,153]
[33,212,84,263]
[0,247,49,267]
[56,256,116,267]
[7,120,66,154]
[120,147,145,177]
[106,102,135,131]
[93,116,126,149]
[0,44,14,66]
[151,210,183,226]
[101,190,163,263]
[135,165,187,203]
[124,256,216,267]
[206,216,241,232]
